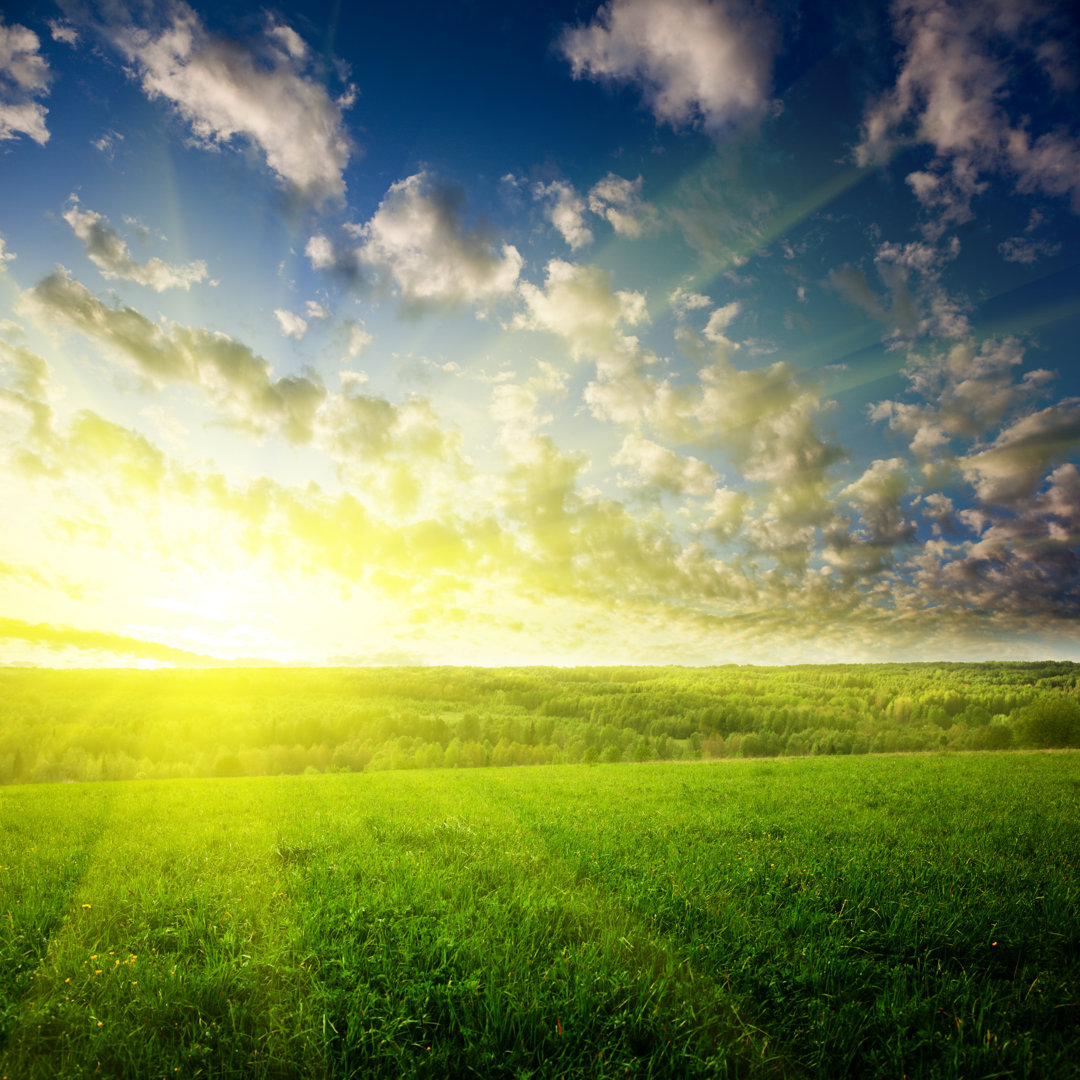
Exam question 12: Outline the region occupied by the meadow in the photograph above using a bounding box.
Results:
[1,752,1077,1078]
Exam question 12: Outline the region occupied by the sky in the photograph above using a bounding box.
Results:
[0,0,1079,668]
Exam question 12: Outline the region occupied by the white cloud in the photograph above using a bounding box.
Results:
[343,321,373,359]
[703,301,740,343]
[0,235,14,271]
[838,457,915,545]
[669,287,711,316]
[339,369,368,390]
[870,337,1051,458]
[642,335,845,552]
[22,268,325,443]
[828,237,968,343]
[587,173,658,238]
[0,338,54,445]
[0,18,51,145]
[62,197,209,292]
[48,19,79,46]
[489,362,569,456]
[700,486,749,540]
[356,173,523,307]
[304,300,329,320]
[274,309,308,340]
[998,235,1062,264]
[612,432,718,496]
[91,129,124,157]
[534,180,593,250]
[858,0,1080,221]
[960,399,1080,506]
[559,0,776,132]
[518,263,841,534]
[305,235,334,271]
[267,22,307,61]
[515,258,648,361]
[112,3,353,203]
[18,267,466,494]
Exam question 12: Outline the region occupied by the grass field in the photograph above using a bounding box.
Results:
[1,752,1077,1078]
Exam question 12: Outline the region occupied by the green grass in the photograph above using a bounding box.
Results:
[1,753,1077,1078]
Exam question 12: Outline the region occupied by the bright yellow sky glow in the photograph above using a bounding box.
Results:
[2,0,1079,667]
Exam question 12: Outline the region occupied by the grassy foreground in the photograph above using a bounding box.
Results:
[0,754,1077,1078]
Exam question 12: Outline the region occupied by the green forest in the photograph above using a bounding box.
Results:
[2,662,1078,785]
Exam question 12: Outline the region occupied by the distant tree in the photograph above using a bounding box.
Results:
[214,753,243,778]
[1016,697,1080,747]
[443,738,462,768]
[737,733,765,758]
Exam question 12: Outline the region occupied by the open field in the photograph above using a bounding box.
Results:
[1,752,1078,1078]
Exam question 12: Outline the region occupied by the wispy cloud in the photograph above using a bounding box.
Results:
[62,197,209,292]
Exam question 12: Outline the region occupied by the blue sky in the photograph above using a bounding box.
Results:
[1,0,1079,666]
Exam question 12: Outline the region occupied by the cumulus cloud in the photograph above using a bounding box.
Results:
[515,258,648,362]
[669,286,711,316]
[636,331,842,494]
[273,308,308,340]
[315,391,460,490]
[17,268,467,516]
[959,399,1080,506]
[869,337,1052,458]
[0,339,54,449]
[111,3,353,202]
[534,180,593,250]
[827,264,889,323]
[559,0,776,132]
[699,486,749,540]
[48,19,79,46]
[703,301,741,344]
[304,232,363,284]
[587,173,659,238]
[305,234,335,271]
[1038,463,1080,532]
[998,235,1062,264]
[831,458,917,572]
[517,260,841,555]
[828,237,968,343]
[857,0,1080,224]
[612,432,718,496]
[0,17,51,145]
[62,197,209,292]
[22,268,325,443]
[489,361,568,456]
[342,320,373,359]
[901,459,1080,619]
[920,492,957,534]
[354,173,523,308]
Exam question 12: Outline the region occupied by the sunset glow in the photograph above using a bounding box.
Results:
[1,0,1078,666]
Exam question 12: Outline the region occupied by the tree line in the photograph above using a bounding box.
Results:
[0,662,1077,784]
